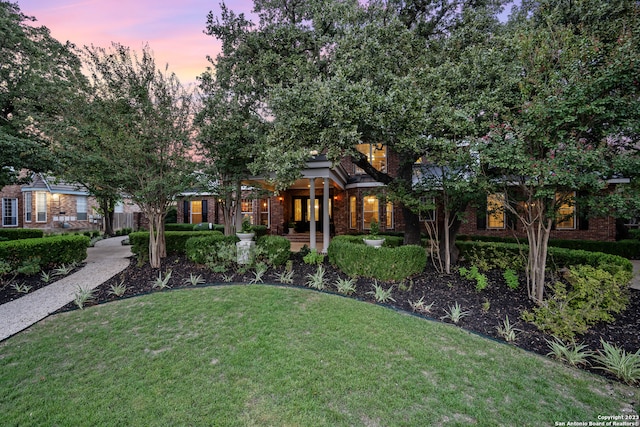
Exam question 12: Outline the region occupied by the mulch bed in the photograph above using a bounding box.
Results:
[3,252,639,383]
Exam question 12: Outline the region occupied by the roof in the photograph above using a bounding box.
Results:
[21,174,89,196]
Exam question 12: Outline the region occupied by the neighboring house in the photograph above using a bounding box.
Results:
[176,145,628,249]
[0,174,141,232]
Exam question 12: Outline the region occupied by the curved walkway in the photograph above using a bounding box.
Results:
[0,236,132,342]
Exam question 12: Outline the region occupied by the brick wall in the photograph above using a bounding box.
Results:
[0,185,23,228]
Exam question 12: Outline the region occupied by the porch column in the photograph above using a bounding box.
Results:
[309,178,316,250]
[322,178,330,253]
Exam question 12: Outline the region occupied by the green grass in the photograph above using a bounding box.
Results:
[0,285,636,425]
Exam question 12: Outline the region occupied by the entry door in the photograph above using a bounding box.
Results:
[292,197,322,230]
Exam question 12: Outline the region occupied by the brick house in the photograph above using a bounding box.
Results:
[176,144,627,249]
[0,174,141,232]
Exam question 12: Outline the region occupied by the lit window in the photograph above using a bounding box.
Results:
[241,199,253,224]
[556,192,576,229]
[386,202,394,229]
[36,192,47,223]
[260,198,270,227]
[77,196,88,221]
[306,199,319,221]
[363,195,379,229]
[355,143,386,173]
[349,196,357,229]
[190,200,202,224]
[2,198,18,227]
[294,199,302,222]
[487,193,505,229]
[24,192,32,222]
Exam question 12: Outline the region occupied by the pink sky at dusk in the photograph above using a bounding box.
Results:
[17,0,256,86]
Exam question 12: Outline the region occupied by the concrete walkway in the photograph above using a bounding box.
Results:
[0,236,132,342]
[630,260,640,291]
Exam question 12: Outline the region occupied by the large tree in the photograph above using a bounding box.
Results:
[0,1,86,185]
[82,43,195,268]
[479,0,640,303]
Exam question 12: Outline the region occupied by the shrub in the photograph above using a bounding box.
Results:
[328,237,426,281]
[130,231,221,258]
[184,233,238,265]
[303,249,324,265]
[251,225,268,238]
[256,235,290,267]
[0,235,89,269]
[165,223,200,232]
[334,234,404,248]
[459,266,489,291]
[503,268,520,290]
[0,229,44,241]
[521,265,631,339]
[192,223,225,232]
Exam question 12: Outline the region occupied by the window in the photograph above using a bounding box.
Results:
[294,199,302,222]
[556,192,576,230]
[241,199,253,224]
[487,193,505,229]
[190,200,203,224]
[349,196,357,229]
[386,202,394,229]
[114,201,124,213]
[419,198,436,222]
[363,195,379,229]
[36,192,47,223]
[77,196,88,221]
[24,192,32,222]
[260,198,270,227]
[355,143,386,174]
[2,198,17,227]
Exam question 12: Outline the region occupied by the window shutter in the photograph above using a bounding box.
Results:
[202,200,208,223]
[476,202,487,231]
[183,200,189,224]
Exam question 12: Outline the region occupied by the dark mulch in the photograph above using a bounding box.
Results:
[3,252,639,382]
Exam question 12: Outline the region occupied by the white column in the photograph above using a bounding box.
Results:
[309,178,316,250]
[323,178,330,254]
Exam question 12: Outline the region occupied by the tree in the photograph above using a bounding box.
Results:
[479,0,640,303]
[0,1,86,185]
[82,43,195,268]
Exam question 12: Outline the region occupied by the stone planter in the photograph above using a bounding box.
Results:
[363,238,385,248]
[236,232,255,241]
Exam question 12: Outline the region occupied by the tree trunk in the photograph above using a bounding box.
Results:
[403,206,422,245]
[524,218,552,305]
[100,198,115,236]
[147,209,165,269]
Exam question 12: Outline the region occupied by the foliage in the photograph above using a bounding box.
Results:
[275,269,294,285]
[545,337,593,368]
[183,274,205,286]
[249,263,268,284]
[108,281,127,297]
[11,282,31,294]
[0,229,44,241]
[458,266,489,291]
[463,243,525,271]
[15,258,40,276]
[333,277,357,295]
[328,238,427,281]
[0,235,88,270]
[73,286,95,310]
[256,235,290,267]
[496,316,520,342]
[52,263,76,277]
[522,265,630,339]
[0,2,86,186]
[302,249,324,265]
[408,297,435,315]
[131,231,222,260]
[441,302,470,324]
[165,224,203,232]
[184,233,237,265]
[306,265,327,290]
[594,339,640,386]
[367,282,395,304]
[503,268,520,290]
[152,270,172,289]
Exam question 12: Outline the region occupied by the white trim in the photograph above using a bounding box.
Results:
[2,198,18,227]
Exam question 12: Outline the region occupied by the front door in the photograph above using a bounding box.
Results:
[292,197,331,231]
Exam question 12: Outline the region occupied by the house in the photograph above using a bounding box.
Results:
[0,174,141,232]
[177,144,627,249]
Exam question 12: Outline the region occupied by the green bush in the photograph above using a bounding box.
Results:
[130,231,221,258]
[0,229,44,241]
[192,223,226,232]
[185,234,239,265]
[251,225,268,238]
[0,235,89,269]
[522,265,631,339]
[328,237,426,281]
[165,223,200,232]
[457,241,632,273]
[333,234,404,248]
[256,235,291,266]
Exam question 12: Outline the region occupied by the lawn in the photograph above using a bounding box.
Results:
[0,285,636,426]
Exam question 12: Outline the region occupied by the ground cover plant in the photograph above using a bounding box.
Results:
[1,286,637,425]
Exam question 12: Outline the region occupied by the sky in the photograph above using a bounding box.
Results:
[17,0,256,86]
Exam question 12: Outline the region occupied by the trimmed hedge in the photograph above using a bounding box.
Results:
[0,229,45,241]
[165,223,200,232]
[328,236,427,281]
[333,234,404,248]
[256,235,291,266]
[0,235,89,268]
[185,234,239,265]
[129,231,222,258]
[457,234,640,259]
[457,240,632,273]
[193,223,226,232]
